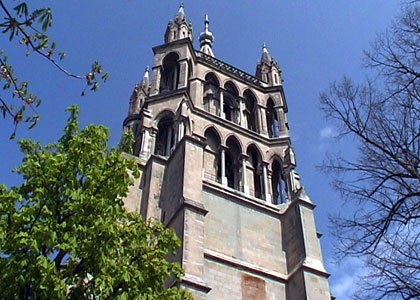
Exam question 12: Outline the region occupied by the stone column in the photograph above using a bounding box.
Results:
[239,98,244,127]
[150,66,161,96]
[219,90,225,118]
[178,60,189,88]
[139,128,153,159]
[262,162,271,202]
[241,153,249,194]
[267,168,273,204]
[220,145,228,185]
[150,128,157,156]
[260,105,269,136]
[166,125,174,156]
[275,105,289,136]
[178,119,185,141]
[138,128,146,156]
[284,167,294,202]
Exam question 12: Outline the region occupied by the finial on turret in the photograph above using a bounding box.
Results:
[205,14,209,29]
[141,66,149,88]
[199,14,215,57]
[177,3,185,21]
[261,43,272,62]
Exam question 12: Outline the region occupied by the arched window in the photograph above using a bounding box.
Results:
[154,115,176,156]
[271,160,287,204]
[243,90,258,132]
[203,73,220,114]
[160,53,180,93]
[247,145,263,199]
[223,82,239,124]
[226,136,242,189]
[266,98,280,138]
[203,128,221,183]
[134,125,142,156]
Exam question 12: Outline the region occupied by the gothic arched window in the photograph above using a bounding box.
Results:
[203,73,220,114]
[266,98,280,138]
[160,52,180,93]
[247,145,263,199]
[244,90,258,132]
[226,136,242,190]
[271,159,287,204]
[203,128,221,182]
[223,82,239,124]
[154,115,176,157]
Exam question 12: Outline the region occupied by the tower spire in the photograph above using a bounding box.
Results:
[164,3,193,44]
[141,66,149,89]
[261,43,272,63]
[177,3,185,20]
[256,43,282,86]
[127,67,150,116]
[199,14,215,57]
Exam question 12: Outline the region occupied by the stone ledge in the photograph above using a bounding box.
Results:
[181,274,212,293]
[203,179,287,216]
[288,257,330,279]
[205,248,331,283]
[166,197,208,227]
[204,249,288,283]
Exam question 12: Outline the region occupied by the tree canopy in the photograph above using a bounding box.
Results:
[0,106,191,300]
[320,3,420,299]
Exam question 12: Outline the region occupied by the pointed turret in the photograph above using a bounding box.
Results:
[261,43,272,64]
[140,66,149,90]
[128,67,150,115]
[255,44,282,86]
[199,15,215,57]
[164,3,193,44]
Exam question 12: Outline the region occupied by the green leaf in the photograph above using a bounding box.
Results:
[0,106,189,299]
[14,3,29,17]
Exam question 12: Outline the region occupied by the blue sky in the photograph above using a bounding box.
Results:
[0,1,402,298]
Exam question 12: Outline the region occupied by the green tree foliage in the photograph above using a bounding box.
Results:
[0,106,192,300]
[0,1,108,138]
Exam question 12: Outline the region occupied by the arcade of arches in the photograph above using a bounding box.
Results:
[203,127,288,204]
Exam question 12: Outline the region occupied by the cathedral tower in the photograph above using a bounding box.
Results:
[123,5,332,300]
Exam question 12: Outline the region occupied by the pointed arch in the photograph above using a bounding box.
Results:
[271,157,288,204]
[160,52,180,93]
[154,111,176,157]
[204,127,221,152]
[224,81,239,95]
[154,109,176,123]
[245,142,264,159]
[203,72,220,114]
[225,135,242,189]
[222,81,240,124]
[223,134,244,152]
[204,72,221,87]
[266,97,280,138]
[203,127,222,183]
[246,144,264,199]
[243,89,259,132]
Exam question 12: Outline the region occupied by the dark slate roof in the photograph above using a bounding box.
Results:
[195,50,266,87]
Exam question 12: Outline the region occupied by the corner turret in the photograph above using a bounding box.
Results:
[128,67,150,116]
[164,3,193,44]
[255,44,282,86]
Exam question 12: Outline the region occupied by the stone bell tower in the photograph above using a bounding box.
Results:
[123,4,333,300]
